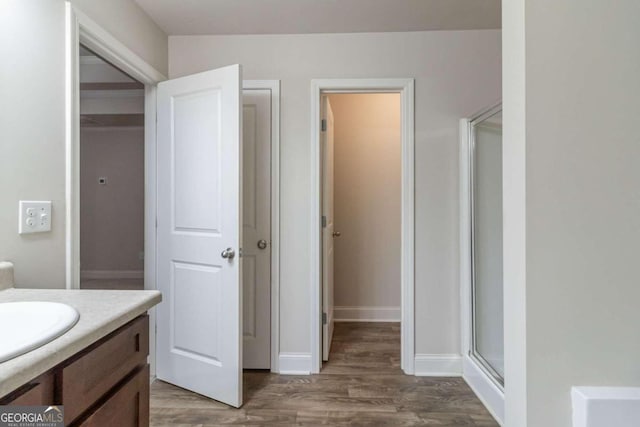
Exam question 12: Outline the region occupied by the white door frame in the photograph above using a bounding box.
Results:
[65,3,165,375]
[65,5,165,290]
[310,78,415,374]
[242,80,281,373]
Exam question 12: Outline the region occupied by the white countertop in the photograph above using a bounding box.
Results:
[0,288,161,399]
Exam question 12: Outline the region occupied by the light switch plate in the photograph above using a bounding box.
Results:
[19,201,52,234]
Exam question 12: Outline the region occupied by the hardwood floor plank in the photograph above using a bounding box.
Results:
[296,410,422,426]
[150,322,498,426]
[416,411,478,426]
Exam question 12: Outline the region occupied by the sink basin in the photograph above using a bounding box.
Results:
[0,302,79,363]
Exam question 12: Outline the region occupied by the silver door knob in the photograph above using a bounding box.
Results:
[257,239,268,250]
[221,248,235,259]
[333,231,341,237]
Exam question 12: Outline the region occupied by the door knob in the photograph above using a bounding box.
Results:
[257,239,268,250]
[221,248,235,259]
[332,231,341,237]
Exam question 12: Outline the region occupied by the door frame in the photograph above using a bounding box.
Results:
[242,80,282,373]
[65,4,165,375]
[310,79,415,374]
[65,5,165,290]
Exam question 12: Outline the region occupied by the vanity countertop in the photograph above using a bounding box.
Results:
[0,288,161,399]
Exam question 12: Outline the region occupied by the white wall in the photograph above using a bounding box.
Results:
[502,0,527,423]
[80,58,138,83]
[0,1,66,288]
[80,127,144,273]
[328,93,401,314]
[504,0,640,425]
[169,30,501,355]
[0,0,165,288]
[71,0,167,76]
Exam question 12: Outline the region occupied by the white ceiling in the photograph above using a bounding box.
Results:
[134,0,501,36]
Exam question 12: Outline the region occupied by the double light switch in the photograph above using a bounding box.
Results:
[19,201,52,234]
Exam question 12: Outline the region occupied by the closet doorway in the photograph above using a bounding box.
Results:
[320,93,402,366]
[311,79,415,374]
[78,44,145,291]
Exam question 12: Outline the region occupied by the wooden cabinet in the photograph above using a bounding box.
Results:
[0,315,150,427]
[0,372,54,405]
[78,365,149,427]
[62,316,149,424]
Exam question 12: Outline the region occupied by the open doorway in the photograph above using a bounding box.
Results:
[78,45,145,291]
[321,92,402,370]
[310,79,416,375]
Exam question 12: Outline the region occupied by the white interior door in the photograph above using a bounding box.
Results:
[156,64,243,407]
[242,89,271,369]
[322,96,335,361]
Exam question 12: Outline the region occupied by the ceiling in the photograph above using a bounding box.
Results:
[134,0,501,36]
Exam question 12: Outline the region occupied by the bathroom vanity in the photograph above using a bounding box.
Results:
[0,288,161,427]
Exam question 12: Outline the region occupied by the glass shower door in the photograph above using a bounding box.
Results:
[470,107,504,385]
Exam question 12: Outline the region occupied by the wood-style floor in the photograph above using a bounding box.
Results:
[150,322,498,426]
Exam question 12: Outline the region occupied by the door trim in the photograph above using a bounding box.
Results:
[309,78,415,374]
[242,80,281,373]
[65,4,165,377]
[66,5,166,289]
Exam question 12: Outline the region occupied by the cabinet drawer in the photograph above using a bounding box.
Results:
[0,372,55,406]
[62,316,148,424]
[76,365,149,427]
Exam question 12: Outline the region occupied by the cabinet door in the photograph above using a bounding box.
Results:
[77,365,149,427]
[63,315,149,424]
[0,372,55,406]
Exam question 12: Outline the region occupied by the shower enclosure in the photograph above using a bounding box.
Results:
[460,103,504,423]
[470,105,504,383]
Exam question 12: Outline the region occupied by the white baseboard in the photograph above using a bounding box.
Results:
[81,270,144,280]
[278,353,312,375]
[334,306,401,322]
[463,355,504,425]
[414,354,463,376]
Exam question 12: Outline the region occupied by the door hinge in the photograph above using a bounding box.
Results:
[322,312,327,325]
[321,215,327,228]
[321,119,327,132]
